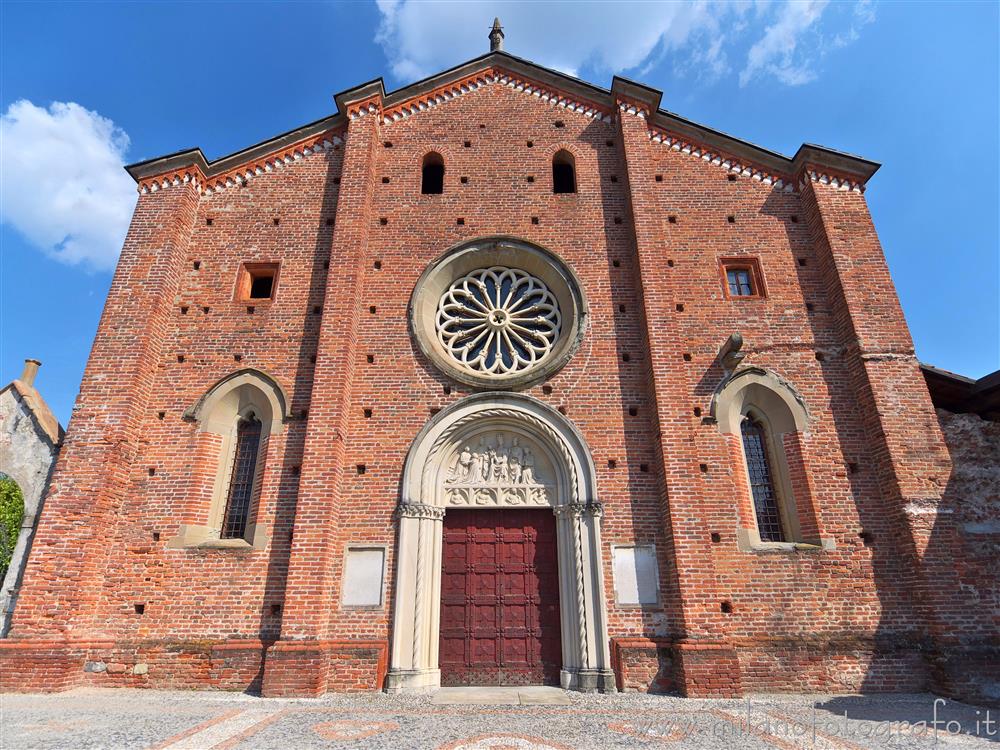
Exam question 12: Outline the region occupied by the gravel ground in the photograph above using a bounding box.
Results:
[1,688,997,749]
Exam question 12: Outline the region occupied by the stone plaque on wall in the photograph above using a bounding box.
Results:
[342,547,386,608]
[612,545,659,606]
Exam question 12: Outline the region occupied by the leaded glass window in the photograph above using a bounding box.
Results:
[741,416,785,542]
[221,412,262,539]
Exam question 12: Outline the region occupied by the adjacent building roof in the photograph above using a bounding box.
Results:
[125,49,879,188]
[0,360,64,446]
[922,364,1000,421]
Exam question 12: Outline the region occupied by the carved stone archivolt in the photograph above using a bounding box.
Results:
[444,432,552,507]
[422,407,578,503]
[389,393,615,694]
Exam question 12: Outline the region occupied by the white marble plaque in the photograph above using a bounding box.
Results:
[342,547,386,607]
[612,545,659,606]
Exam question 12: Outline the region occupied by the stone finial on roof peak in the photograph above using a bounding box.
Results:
[489,17,504,52]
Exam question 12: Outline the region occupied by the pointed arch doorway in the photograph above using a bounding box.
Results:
[386,393,615,693]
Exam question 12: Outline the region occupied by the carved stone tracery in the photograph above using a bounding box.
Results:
[436,266,561,378]
[422,408,579,503]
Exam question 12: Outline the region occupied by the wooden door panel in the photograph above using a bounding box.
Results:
[439,508,561,686]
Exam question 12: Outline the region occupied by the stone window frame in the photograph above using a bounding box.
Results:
[610,543,661,610]
[169,369,288,550]
[339,543,389,611]
[411,236,588,390]
[711,367,833,553]
[435,266,562,379]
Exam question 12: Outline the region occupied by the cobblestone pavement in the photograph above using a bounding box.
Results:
[1,688,997,749]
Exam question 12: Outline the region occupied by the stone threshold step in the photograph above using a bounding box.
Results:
[429,687,571,705]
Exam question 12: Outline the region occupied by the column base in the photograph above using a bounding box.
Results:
[384,668,440,693]
[561,667,617,693]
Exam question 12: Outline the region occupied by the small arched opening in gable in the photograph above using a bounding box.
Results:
[552,150,576,194]
[421,152,445,194]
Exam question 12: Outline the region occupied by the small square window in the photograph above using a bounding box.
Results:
[237,263,279,301]
[727,268,754,296]
[720,258,765,300]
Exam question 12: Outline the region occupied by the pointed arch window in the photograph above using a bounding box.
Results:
[221,412,262,539]
[421,152,444,194]
[740,415,785,543]
[552,150,576,193]
[171,370,287,550]
[713,369,824,551]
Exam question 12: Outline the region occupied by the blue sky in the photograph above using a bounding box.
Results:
[1,1,997,425]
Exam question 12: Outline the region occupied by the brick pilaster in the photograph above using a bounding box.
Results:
[8,182,200,640]
[616,104,742,696]
[263,106,380,695]
[799,176,965,690]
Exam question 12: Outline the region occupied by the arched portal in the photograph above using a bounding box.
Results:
[386,393,614,693]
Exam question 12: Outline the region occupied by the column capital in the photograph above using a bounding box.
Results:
[396,502,445,521]
[553,501,603,518]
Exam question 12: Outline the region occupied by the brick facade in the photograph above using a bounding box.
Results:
[1,51,994,703]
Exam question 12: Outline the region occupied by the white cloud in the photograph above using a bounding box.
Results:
[740,0,828,86]
[374,1,874,90]
[375,0,743,82]
[831,0,876,49]
[0,100,136,271]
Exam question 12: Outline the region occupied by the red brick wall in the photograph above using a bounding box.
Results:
[9,182,201,638]
[3,71,990,701]
[611,637,673,693]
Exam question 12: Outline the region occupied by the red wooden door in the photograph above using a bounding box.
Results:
[440,508,561,686]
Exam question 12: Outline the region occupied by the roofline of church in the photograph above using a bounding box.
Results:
[125,50,880,186]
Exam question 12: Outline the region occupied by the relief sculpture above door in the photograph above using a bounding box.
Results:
[444,432,552,507]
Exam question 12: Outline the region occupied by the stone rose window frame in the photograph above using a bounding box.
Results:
[411,237,588,390]
[436,266,562,378]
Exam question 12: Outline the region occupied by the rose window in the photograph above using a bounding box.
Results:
[435,267,562,377]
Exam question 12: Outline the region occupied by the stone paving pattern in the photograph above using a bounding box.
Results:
[2,689,998,749]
